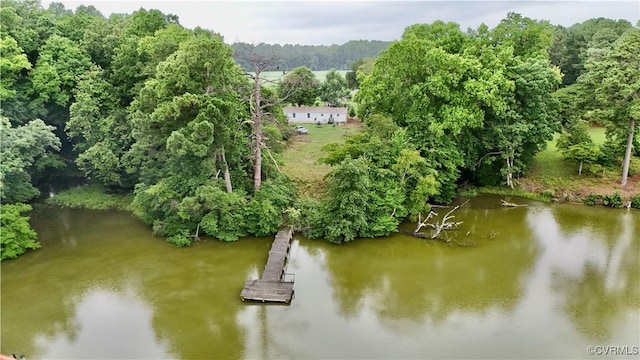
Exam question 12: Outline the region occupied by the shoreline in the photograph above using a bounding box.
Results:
[460,183,640,209]
[48,182,640,215]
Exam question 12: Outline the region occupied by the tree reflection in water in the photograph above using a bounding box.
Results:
[323,196,540,325]
[549,207,639,342]
[2,200,637,359]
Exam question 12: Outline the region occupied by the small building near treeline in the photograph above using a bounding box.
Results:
[283,106,348,124]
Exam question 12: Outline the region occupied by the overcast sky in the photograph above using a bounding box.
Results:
[42,1,640,45]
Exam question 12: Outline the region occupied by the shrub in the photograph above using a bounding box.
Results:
[348,104,356,117]
[197,187,248,242]
[588,164,607,178]
[582,193,601,206]
[0,204,40,260]
[631,194,640,209]
[167,232,191,247]
[597,140,622,167]
[602,192,623,208]
[284,197,321,233]
[280,126,297,140]
[540,190,555,201]
[245,198,282,237]
[263,124,285,152]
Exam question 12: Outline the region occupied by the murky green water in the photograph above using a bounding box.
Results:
[2,196,638,359]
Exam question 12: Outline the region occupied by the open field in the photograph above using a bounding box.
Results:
[255,70,349,87]
[309,70,349,81]
[281,121,362,197]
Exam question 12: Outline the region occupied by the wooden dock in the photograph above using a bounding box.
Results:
[240,228,294,303]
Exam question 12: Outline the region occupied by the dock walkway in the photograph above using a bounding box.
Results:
[240,228,294,303]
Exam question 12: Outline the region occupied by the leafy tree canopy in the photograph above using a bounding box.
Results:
[0,204,40,261]
[0,36,31,100]
[30,34,92,110]
[277,66,320,106]
[1,116,61,203]
[358,15,561,191]
[319,69,349,107]
[312,120,438,242]
[549,18,633,86]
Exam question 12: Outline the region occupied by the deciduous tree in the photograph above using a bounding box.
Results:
[549,18,632,86]
[67,66,133,187]
[357,20,513,199]
[30,34,92,114]
[319,69,349,106]
[277,66,320,107]
[0,0,55,63]
[0,117,61,203]
[128,33,258,244]
[0,36,31,100]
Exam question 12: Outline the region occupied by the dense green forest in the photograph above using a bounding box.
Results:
[231,40,391,71]
[1,0,638,258]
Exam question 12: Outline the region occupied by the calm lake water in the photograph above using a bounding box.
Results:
[1,196,638,359]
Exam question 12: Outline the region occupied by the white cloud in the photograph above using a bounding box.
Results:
[42,0,640,45]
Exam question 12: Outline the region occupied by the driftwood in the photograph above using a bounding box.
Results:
[430,204,451,209]
[501,199,528,207]
[410,200,469,242]
[414,210,437,234]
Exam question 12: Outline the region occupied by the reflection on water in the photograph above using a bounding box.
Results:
[545,205,639,343]
[1,198,638,359]
[36,289,173,359]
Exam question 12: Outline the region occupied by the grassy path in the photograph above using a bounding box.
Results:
[281,122,362,197]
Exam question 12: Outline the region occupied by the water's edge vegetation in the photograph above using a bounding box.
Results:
[1,1,639,260]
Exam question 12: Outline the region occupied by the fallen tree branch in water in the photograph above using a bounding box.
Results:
[413,210,436,234]
[427,201,467,241]
[501,199,528,207]
[409,200,469,242]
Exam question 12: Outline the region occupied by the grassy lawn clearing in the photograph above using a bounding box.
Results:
[528,134,569,179]
[589,126,606,144]
[281,121,362,197]
[521,126,639,201]
[528,126,608,180]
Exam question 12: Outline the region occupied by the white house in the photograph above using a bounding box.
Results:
[283,106,348,124]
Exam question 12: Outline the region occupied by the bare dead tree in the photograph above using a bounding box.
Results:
[235,43,321,192]
[235,44,277,192]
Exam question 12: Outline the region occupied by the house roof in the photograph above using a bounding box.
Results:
[283,106,347,114]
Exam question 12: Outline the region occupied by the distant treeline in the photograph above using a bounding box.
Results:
[231,40,391,71]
